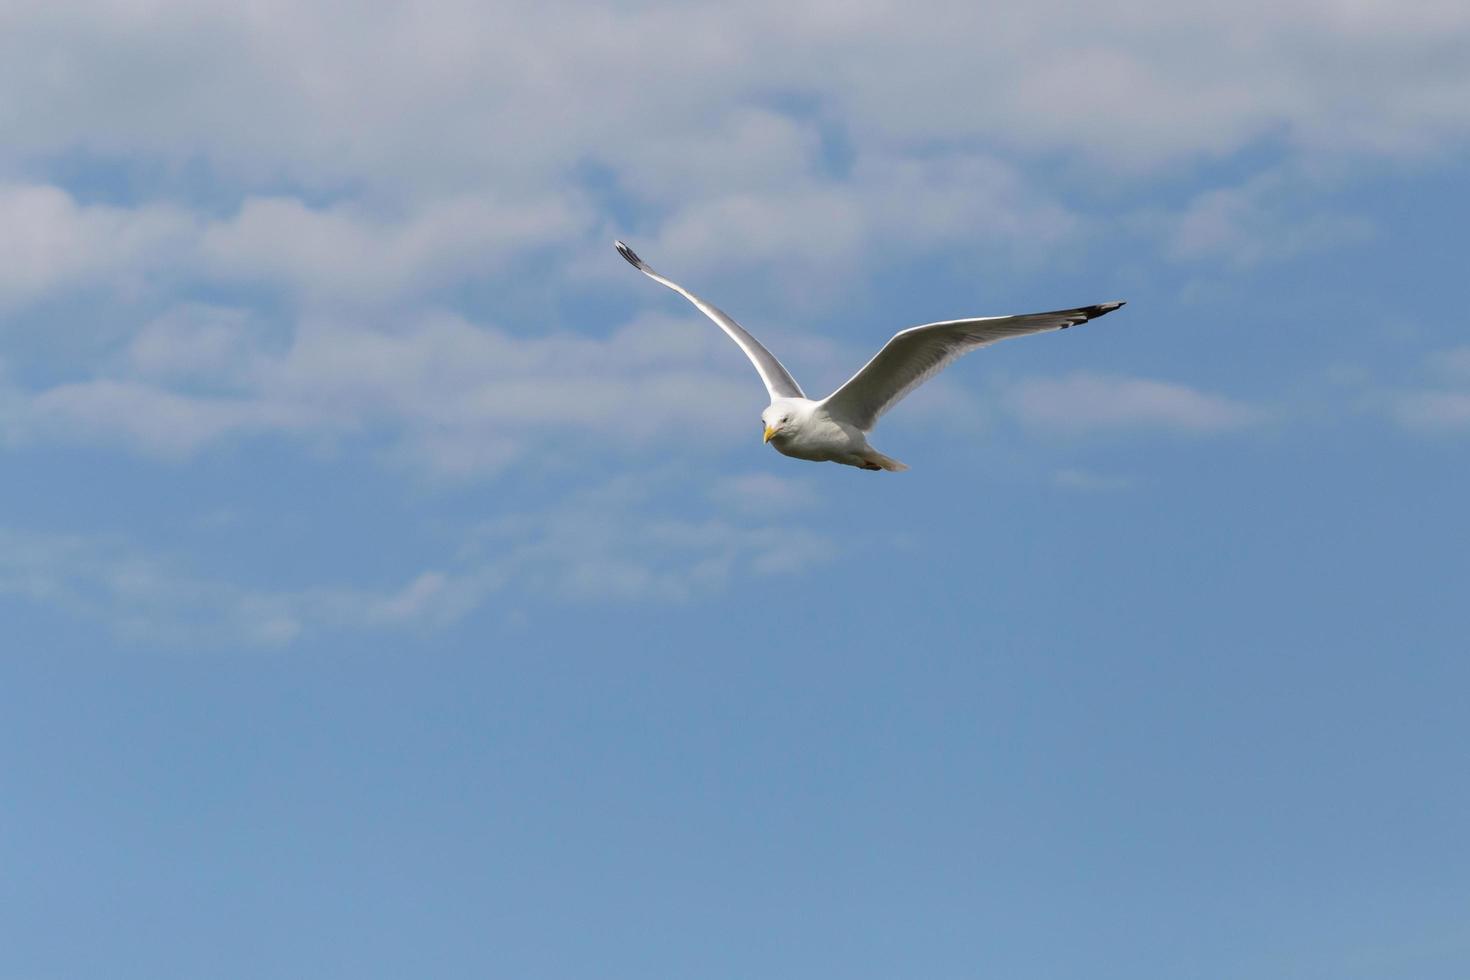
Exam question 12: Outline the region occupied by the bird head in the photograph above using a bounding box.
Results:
[761,402,799,443]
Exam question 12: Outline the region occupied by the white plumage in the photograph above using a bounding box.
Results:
[616,241,1124,472]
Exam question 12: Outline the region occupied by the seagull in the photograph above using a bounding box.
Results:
[615,241,1124,472]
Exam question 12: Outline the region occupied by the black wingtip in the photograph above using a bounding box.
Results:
[614,240,646,270]
[1056,300,1126,330]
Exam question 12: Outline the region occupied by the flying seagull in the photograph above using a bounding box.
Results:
[615,241,1124,472]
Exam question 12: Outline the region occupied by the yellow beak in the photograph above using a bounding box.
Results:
[763,425,777,443]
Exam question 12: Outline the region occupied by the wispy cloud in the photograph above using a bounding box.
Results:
[0,526,312,646]
[1166,171,1373,267]
[1375,347,1470,434]
[462,473,837,602]
[706,473,820,516]
[0,474,838,646]
[1005,372,1265,434]
[1392,391,1470,431]
[3,308,769,473]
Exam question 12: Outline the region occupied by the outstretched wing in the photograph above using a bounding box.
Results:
[821,302,1125,431]
[615,241,805,400]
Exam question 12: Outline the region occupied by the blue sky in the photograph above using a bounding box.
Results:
[2,2,1468,977]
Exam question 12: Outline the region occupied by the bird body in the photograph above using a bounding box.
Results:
[761,398,907,471]
[615,241,1124,472]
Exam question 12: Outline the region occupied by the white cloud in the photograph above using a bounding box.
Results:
[0,526,309,646]
[1006,372,1265,434]
[4,0,1467,195]
[463,474,837,601]
[0,183,194,309]
[0,0,1460,313]
[708,473,820,515]
[1166,171,1372,267]
[0,0,1454,486]
[4,297,1269,471]
[0,184,595,312]
[609,107,822,201]
[1378,347,1470,434]
[1392,391,1470,432]
[4,307,770,472]
[1,0,1458,368]
[25,379,302,456]
[636,151,1081,303]
[200,191,592,300]
[0,473,837,644]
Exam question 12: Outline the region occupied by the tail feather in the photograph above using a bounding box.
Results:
[866,450,908,472]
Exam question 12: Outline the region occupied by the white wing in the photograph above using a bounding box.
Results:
[821,302,1126,431]
[615,241,805,400]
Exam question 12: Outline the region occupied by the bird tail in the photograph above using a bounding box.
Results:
[866,451,909,472]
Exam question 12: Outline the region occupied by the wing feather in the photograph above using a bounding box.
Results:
[821,302,1125,430]
[615,242,804,400]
